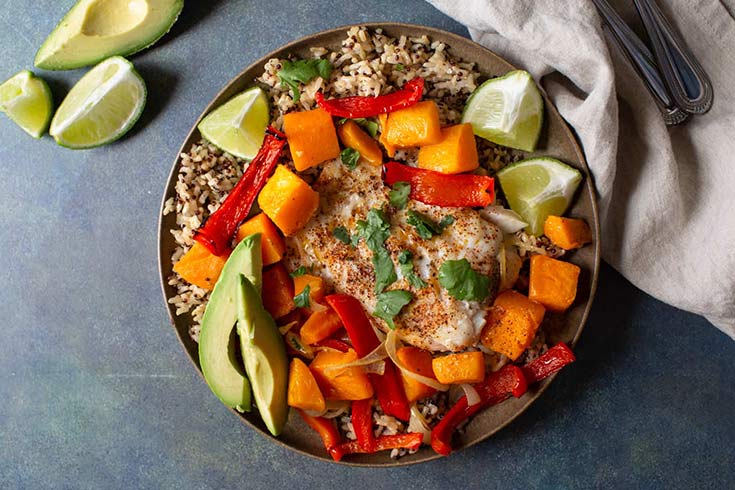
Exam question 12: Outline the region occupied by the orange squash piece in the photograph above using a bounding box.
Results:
[337,120,383,166]
[310,349,374,401]
[481,290,546,361]
[543,216,592,250]
[417,123,479,174]
[396,347,437,403]
[378,113,397,158]
[288,358,326,412]
[257,165,320,236]
[383,101,442,148]
[528,255,581,313]
[235,213,286,266]
[283,107,341,171]
[300,308,342,345]
[293,274,325,306]
[172,242,229,290]
[261,263,295,319]
[431,351,485,385]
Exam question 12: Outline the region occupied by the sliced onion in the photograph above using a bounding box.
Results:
[363,360,386,376]
[460,383,481,407]
[408,404,432,444]
[284,331,314,360]
[480,206,528,233]
[309,302,328,313]
[322,342,388,373]
[303,400,351,419]
[385,330,449,392]
[278,321,299,335]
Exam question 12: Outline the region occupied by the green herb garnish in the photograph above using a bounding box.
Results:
[339,117,379,138]
[438,259,490,302]
[332,226,353,245]
[394,63,405,72]
[290,266,308,277]
[355,208,397,293]
[277,59,333,102]
[373,249,398,294]
[406,211,454,239]
[340,147,360,170]
[293,284,312,308]
[389,181,411,210]
[398,250,427,288]
[373,290,413,329]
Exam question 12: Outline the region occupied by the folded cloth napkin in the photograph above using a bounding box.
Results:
[428,0,735,339]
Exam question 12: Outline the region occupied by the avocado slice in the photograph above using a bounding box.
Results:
[236,274,289,436]
[198,235,263,413]
[35,0,184,70]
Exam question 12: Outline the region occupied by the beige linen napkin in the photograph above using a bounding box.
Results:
[428,0,735,338]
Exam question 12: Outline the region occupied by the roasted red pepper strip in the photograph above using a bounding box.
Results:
[430,364,527,456]
[383,161,495,208]
[297,410,345,461]
[315,78,424,118]
[521,342,576,384]
[325,294,411,422]
[194,126,287,256]
[351,398,376,451]
[314,338,352,353]
[338,433,424,455]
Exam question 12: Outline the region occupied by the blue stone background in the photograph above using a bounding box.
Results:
[0,1,733,488]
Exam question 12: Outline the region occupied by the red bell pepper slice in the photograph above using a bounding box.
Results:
[325,294,411,422]
[521,342,576,384]
[194,126,287,256]
[315,78,424,118]
[351,398,376,451]
[338,433,424,455]
[430,364,527,456]
[383,161,495,208]
[297,410,345,461]
[314,338,352,353]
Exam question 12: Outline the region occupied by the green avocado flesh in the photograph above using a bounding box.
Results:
[236,274,289,436]
[35,0,184,70]
[198,235,263,413]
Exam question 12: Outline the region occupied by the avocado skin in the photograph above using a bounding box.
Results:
[236,274,289,436]
[198,235,262,413]
[35,0,185,70]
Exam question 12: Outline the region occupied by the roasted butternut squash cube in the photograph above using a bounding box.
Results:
[543,216,592,250]
[258,165,320,236]
[172,242,228,290]
[396,346,437,402]
[261,263,295,319]
[300,308,343,345]
[337,120,383,166]
[417,123,479,174]
[310,349,374,401]
[529,255,581,312]
[283,107,341,171]
[288,358,326,412]
[235,213,286,266]
[481,290,546,360]
[431,351,485,385]
[378,113,397,158]
[383,101,442,148]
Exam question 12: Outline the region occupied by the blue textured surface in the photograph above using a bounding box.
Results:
[1,1,733,489]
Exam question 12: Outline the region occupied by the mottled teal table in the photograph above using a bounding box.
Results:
[1,1,733,489]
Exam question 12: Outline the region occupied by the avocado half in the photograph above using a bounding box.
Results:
[35,0,184,70]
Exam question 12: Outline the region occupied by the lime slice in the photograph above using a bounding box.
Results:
[198,87,270,160]
[50,56,146,149]
[496,157,582,236]
[462,70,544,152]
[0,70,54,138]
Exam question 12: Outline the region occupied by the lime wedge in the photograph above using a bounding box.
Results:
[198,87,270,160]
[0,70,54,138]
[496,157,582,235]
[50,56,146,149]
[462,70,544,152]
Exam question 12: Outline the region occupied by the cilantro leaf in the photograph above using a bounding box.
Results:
[394,63,405,72]
[373,290,413,329]
[333,226,354,245]
[438,259,490,302]
[293,284,311,308]
[277,59,333,102]
[373,248,397,293]
[340,147,360,170]
[406,211,453,239]
[354,118,379,137]
[356,208,391,252]
[389,181,411,210]
[398,250,427,288]
[290,266,308,277]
